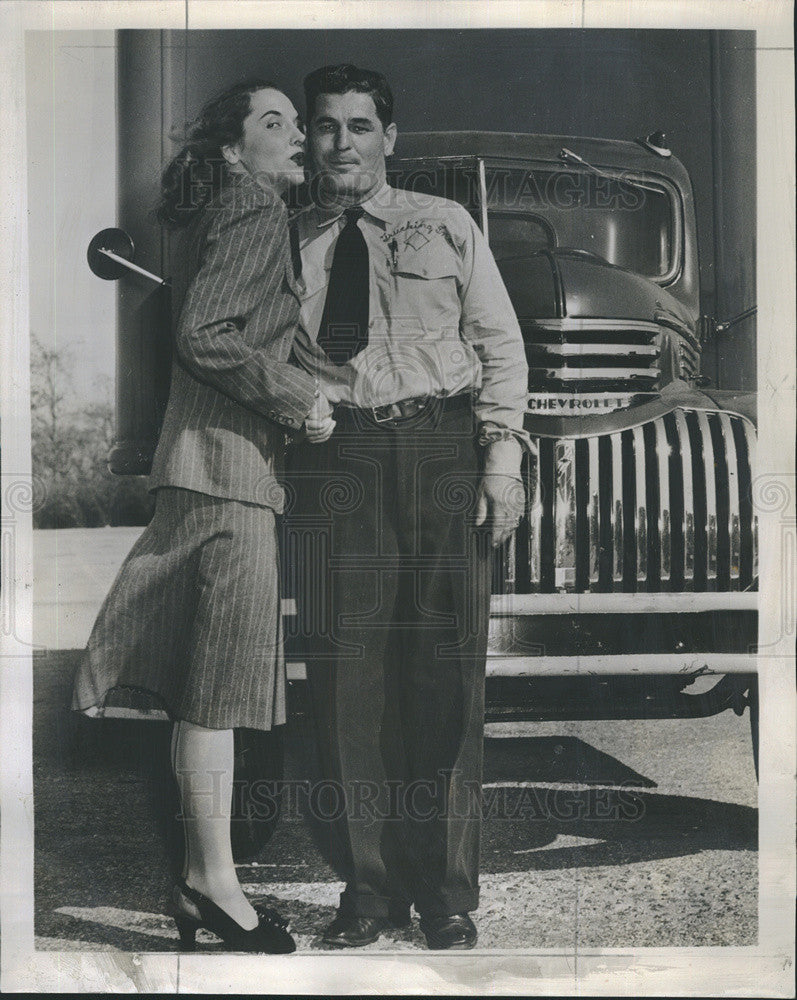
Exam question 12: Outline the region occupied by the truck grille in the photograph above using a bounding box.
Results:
[511,410,757,593]
[526,319,663,392]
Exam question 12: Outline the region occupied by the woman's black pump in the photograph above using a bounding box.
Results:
[172,879,296,954]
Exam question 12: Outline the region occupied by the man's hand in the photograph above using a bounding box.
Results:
[475,436,525,547]
[304,391,336,443]
[475,474,525,546]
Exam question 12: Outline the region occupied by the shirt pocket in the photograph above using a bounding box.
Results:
[388,248,460,334]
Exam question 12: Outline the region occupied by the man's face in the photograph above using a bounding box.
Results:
[308,91,397,205]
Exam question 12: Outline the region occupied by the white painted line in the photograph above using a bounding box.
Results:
[483,781,646,791]
[513,834,605,853]
[53,906,177,938]
[235,863,309,869]
[240,881,344,908]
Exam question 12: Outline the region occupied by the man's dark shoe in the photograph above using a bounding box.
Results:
[420,912,478,950]
[321,913,390,947]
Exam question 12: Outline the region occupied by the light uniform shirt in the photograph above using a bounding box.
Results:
[293,183,528,431]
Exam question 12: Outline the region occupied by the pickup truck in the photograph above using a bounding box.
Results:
[87,128,758,856]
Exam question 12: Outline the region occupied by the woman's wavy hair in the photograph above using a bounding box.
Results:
[157,79,276,228]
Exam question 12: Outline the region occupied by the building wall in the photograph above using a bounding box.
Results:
[25,30,117,398]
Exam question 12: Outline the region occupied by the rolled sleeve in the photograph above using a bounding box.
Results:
[458,213,528,432]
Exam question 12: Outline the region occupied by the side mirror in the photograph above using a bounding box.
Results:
[87,228,168,286]
[699,307,757,343]
[698,315,718,344]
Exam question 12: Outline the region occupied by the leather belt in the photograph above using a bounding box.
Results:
[340,392,473,427]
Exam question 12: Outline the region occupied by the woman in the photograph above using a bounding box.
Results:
[72,79,335,953]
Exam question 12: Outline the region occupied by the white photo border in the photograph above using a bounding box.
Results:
[1,1,794,994]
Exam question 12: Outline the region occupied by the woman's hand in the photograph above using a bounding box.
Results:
[304,391,336,443]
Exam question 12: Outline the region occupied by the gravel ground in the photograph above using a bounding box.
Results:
[31,528,758,953]
[34,653,757,952]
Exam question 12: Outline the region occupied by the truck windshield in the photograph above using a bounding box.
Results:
[389,160,677,281]
[485,165,676,280]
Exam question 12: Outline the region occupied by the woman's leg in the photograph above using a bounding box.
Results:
[171,720,258,929]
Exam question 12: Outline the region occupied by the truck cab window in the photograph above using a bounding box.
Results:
[485,166,676,281]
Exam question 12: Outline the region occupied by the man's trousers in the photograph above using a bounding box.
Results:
[285,398,492,919]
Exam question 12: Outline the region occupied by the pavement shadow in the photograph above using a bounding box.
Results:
[38,909,180,953]
[478,732,756,871]
[279,717,755,881]
[484,734,657,787]
[480,785,757,873]
[34,650,757,949]
[35,650,181,947]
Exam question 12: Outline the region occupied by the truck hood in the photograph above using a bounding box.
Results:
[498,248,695,330]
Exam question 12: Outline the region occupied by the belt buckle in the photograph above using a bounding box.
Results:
[371,396,430,425]
[371,403,396,424]
[401,397,425,419]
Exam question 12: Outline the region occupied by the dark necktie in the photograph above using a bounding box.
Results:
[316,207,369,364]
[288,220,302,280]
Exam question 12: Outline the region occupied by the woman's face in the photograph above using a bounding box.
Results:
[223,88,305,193]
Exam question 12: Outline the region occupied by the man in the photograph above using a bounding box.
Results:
[288,64,528,950]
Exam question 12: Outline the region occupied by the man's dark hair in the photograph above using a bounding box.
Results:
[304,64,394,129]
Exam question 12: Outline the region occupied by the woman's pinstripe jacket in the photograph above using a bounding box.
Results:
[149,171,316,513]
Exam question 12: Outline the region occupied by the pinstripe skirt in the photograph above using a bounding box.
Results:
[73,487,285,730]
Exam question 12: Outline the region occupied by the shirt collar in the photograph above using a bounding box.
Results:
[314,182,399,229]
